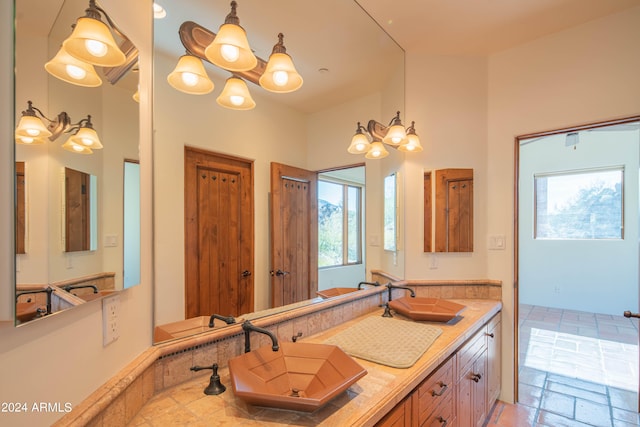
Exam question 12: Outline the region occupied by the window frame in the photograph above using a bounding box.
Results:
[318,177,364,268]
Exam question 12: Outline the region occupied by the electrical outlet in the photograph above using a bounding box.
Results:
[102,294,120,346]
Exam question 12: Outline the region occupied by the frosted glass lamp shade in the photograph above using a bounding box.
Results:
[63,16,126,67]
[216,77,256,110]
[347,132,370,154]
[259,52,303,93]
[398,131,423,152]
[70,126,103,149]
[205,23,257,72]
[167,55,214,94]
[365,141,389,159]
[383,123,407,146]
[62,139,94,154]
[45,46,102,87]
[15,115,51,145]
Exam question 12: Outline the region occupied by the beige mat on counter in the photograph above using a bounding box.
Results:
[324,316,442,368]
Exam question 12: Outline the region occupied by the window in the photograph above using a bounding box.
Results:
[534,167,623,239]
[318,180,362,267]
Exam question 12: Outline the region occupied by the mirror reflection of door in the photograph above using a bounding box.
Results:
[184,147,254,318]
[123,160,141,289]
[16,162,26,254]
[270,162,318,307]
[64,167,95,252]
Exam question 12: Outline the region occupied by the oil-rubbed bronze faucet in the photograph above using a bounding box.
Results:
[382,283,416,317]
[62,284,98,294]
[208,313,236,328]
[242,320,279,353]
[190,363,226,395]
[16,286,54,316]
[357,281,381,290]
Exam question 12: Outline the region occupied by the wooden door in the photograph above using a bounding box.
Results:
[65,167,90,252]
[270,162,318,307]
[435,168,474,252]
[185,147,254,319]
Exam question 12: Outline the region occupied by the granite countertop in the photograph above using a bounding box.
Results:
[128,299,502,426]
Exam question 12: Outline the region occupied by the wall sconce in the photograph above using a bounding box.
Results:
[167,1,302,110]
[348,111,423,159]
[216,77,256,110]
[15,101,103,155]
[45,0,138,91]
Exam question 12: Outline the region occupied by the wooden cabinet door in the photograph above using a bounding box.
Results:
[472,351,488,427]
[376,395,412,427]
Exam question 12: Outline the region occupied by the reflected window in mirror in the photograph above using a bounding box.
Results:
[16,162,26,254]
[384,173,397,252]
[123,160,141,288]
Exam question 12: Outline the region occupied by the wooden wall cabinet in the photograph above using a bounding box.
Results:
[428,168,473,252]
[376,312,501,427]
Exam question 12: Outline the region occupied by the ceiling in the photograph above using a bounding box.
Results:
[357,0,640,55]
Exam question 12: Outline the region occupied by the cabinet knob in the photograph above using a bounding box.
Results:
[486,332,495,338]
[430,381,448,397]
[436,416,448,426]
[471,373,482,383]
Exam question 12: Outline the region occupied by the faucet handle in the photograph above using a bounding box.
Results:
[190,363,226,395]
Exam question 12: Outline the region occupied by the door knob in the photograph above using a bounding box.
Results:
[623,311,640,319]
[241,270,251,277]
[270,269,290,277]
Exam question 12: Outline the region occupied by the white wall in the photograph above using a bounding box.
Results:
[519,129,639,315]
[486,6,640,402]
[0,1,154,426]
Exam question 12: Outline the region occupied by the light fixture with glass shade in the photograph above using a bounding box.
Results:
[216,77,256,110]
[45,46,102,87]
[348,111,422,159]
[62,0,126,67]
[204,1,257,72]
[259,33,303,93]
[167,54,215,95]
[15,101,103,154]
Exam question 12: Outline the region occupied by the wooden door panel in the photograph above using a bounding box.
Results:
[270,163,317,307]
[185,148,254,319]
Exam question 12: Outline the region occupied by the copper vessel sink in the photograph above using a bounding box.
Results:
[388,297,466,322]
[316,287,358,299]
[228,342,367,412]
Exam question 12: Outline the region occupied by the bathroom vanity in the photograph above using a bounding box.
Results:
[53,282,501,426]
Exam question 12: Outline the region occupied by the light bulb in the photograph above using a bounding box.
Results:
[85,39,108,57]
[20,136,34,144]
[181,72,198,87]
[26,128,40,136]
[72,144,85,152]
[220,44,240,62]
[230,95,244,106]
[391,136,403,144]
[80,137,94,146]
[273,70,289,87]
[404,144,416,151]
[356,142,366,151]
[65,64,87,80]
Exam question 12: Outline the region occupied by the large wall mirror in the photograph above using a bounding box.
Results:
[152,0,406,342]
[13,0,141,325]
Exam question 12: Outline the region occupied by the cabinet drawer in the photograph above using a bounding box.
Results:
[457,326,486,379]
[416,356,454,424]
[422,394,454,427]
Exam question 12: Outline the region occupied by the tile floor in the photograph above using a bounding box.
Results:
[486,304,640,427]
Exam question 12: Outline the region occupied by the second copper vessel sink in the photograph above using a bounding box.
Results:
[388,297,466,322]
[316,287,358,299]
[228,342,367,412]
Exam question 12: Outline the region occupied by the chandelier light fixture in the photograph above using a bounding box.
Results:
[15,101,103,155]
[348,111,422,159]
[167,1,303,110]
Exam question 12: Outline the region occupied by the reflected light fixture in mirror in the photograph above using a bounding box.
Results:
[15,101,103,154]
[153,2,167,19]
[348,111,423,159]
[45,46,103,87]
[204,1,257,72]
[216,77,256,110]
[167,54,215,94]
[62,0,126,67]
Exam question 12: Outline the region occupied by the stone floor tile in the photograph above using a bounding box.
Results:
[540,390,575,418]
[574,398,613,427]
[520,366,548,388]
[537,409,594,427]
[609,388,639,412]
[546,381,609,405]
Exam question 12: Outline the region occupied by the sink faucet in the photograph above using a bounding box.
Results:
[16,286,54,316]
[382,283,416,318]
[357,281,381,290]
[208,314,236,328]
[62,284,98,294]
[242,320,279,353]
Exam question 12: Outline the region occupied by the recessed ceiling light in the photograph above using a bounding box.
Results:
[153,2,167,19]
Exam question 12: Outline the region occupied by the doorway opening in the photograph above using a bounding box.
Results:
[515,117,640,424]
